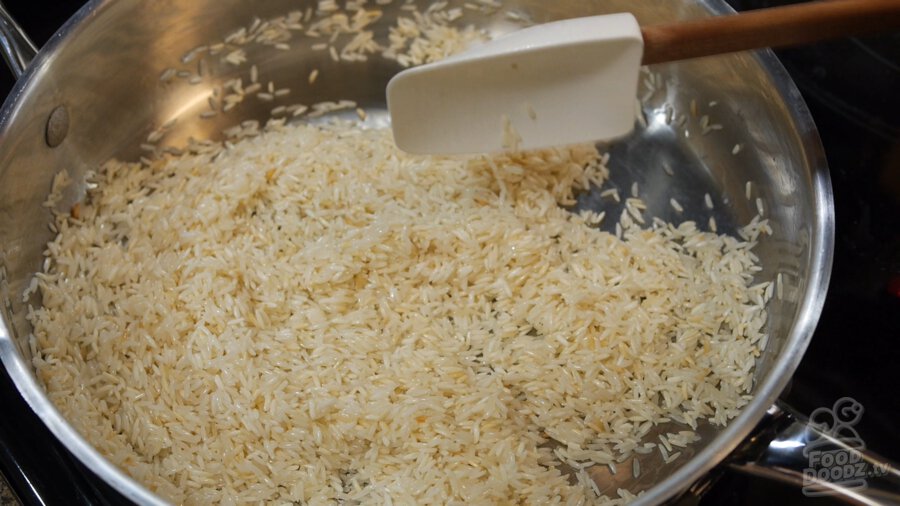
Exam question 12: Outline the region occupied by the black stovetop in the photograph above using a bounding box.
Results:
[1,1,898,505]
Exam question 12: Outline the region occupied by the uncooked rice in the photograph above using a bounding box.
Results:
[29,117,769,504]
[25,0,775,502]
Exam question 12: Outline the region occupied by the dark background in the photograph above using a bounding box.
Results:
[0,0,898,504]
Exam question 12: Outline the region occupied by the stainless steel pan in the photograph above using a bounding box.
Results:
[0,0,895,504]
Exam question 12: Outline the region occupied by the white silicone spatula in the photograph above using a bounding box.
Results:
[387,0,900,155]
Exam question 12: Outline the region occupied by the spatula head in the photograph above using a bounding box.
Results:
[387,13,644,155]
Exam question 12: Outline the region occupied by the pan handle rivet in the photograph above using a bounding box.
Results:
[45,105,69,148]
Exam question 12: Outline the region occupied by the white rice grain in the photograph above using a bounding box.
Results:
[159,68,177,82]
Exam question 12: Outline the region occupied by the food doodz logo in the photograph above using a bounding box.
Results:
[801,397,890,496]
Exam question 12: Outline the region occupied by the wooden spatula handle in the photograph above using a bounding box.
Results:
[641,0,900,65]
